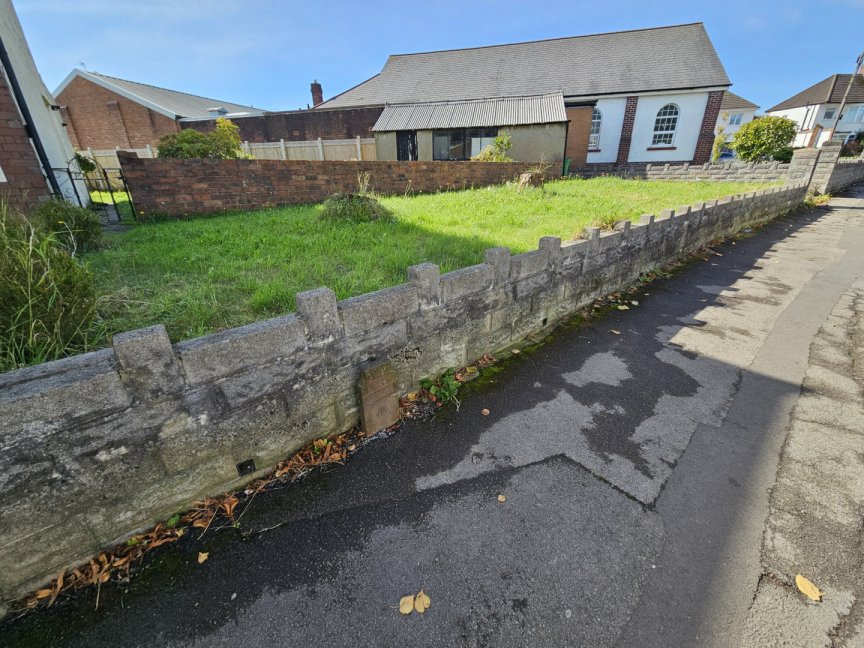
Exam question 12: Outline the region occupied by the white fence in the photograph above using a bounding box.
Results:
[82,137,377,168]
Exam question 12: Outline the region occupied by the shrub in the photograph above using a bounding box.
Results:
[33,198,102,252]
[0,211,102,371]
[730,116,797,162]
[320,192,392,223]
[471,132,513,162]
[712,126,727,162]
[772,146,795,163]
[157,117,248,159]
[840,140,862,157]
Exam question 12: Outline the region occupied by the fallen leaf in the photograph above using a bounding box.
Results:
[198,552,209,564]
[617,305,630,310]
[414,590,431,613]
[512,349,521,354]
[498,494,506,503]
[482,408,490,416]
[631,301,639,306]
[610,329,621,335]
[399,594,415,614]
[405,391,419,401]
[796,574,822,602]
[348,444,356,452]
[34,588,53,599]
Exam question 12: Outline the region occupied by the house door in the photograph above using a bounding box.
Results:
[397,131,418,161]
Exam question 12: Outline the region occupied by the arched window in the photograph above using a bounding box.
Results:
[652,104,679,146]
[589,108,602,149]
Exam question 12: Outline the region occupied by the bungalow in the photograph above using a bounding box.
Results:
[54,69,265,150]
[319,23,732,168]
[766,74,864,148]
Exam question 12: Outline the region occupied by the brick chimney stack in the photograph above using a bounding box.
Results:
[311,80,323,107]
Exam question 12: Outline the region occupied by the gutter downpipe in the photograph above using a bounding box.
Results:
[0,33,62,195]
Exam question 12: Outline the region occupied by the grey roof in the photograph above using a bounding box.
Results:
[372,93,566,131]
[55,69,265,119]
[767,74,864,112]
[720,91,758,111]
[320,23,730,109]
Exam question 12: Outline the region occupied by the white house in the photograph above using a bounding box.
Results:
[715,91,758,138]
[766,74,864,148]
[319,23,731,168]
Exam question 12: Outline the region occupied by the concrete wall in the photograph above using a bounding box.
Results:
[375,131,396,161]
[0,180,809,603]
[572,160,789,182]
[508,123,566,162]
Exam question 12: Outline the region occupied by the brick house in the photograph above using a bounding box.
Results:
[54,69,265,150]
[0,0,86,211]
[319,23,731,169]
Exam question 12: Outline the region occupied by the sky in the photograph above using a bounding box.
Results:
[13,0,864,114]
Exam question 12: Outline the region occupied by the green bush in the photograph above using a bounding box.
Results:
[772,146,795,163]
[730,116,797,162]
[33,198,102,252]
[0,212,102,371]
[320,192,392,223]
[157,117,249,159]
[471,132,513,162]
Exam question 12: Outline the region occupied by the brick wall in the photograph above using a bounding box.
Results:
[616,96,639,164]
[565,106,592,167]
[0,181,808,602]
[692,90,725,165]
[118,154,553,219]
[0,70,49,211]
[182,106,384,143]
[56,75,180,149]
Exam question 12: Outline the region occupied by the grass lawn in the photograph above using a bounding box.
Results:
[90,190,134,221]
[86,176,778,342]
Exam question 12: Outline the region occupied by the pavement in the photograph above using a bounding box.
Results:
[2,187,864,648]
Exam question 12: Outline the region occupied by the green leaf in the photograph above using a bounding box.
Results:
[166,514,181,529]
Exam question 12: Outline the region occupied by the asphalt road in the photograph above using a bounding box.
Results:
[2,187,863,648]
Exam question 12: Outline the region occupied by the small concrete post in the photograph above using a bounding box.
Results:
[296,287,342,341]
[280,139,287,160]
[356,136,362,161]
[407,263,440,309]
[484,247,511,285]
[539,236,562,268]
[358,361,399,435]
[317,137,325,161]
[112,325,183,403]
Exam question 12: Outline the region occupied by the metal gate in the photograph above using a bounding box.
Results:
[52,159,136,225]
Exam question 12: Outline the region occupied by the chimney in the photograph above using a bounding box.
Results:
[311,80,323,107]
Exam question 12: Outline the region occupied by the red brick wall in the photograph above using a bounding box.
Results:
[56,76,179,149]
[616,96,639,165]
[692,90,725,165]
[118,153,551,219]
[182,106,384,143]
[0,71,50,211]
[564,106,592,167]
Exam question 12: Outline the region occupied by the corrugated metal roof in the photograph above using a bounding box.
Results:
[372,93,566,131]
[55,69,266,119]
[321,23,730,109]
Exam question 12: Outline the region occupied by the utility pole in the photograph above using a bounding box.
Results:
[828,50,864,143]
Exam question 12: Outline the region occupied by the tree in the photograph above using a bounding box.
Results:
[729,116,797,162]
[157,118,247,159]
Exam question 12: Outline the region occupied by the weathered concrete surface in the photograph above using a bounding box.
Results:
[2,187,864,646]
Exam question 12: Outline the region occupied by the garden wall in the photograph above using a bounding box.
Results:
[573,160,789,182]
[117,154,551,219]
[0,181,808,602]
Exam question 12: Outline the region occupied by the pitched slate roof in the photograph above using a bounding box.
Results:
[767,74,864,112]
[372,93,566,131]
[320,23,730,109]
[55,69,265,120]
[720,91,758,112]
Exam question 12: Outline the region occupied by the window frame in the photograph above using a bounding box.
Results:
[651,103,679,147]
[728,112,743,126]
[589,107,602,150]
[432,127,498,161]
[823,108,836,121]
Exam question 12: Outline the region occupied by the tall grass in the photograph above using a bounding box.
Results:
[0,207,105,372]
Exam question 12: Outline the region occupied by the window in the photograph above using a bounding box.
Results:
[847,105,864,123]
[728,113,743,126]
[830,131,852,143]
[651,104,679,146]
[823,108,836,121]
[432,128,497,160]
[588,108,602,149]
